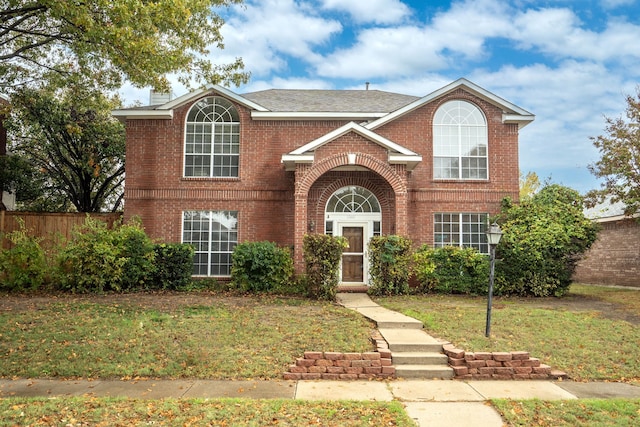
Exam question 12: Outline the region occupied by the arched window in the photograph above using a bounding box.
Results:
[433,100,488,180]
[184,96,240,177]
[326,186,381,213]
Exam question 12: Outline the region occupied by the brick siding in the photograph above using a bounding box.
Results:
[123,88,521,272]
[573,218,640,288]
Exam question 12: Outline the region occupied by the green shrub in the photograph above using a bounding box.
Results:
[151,243,195,290]
[495,184,599,296]
[56,217,155,293]
[0,220,48,291]
[230,241,294,293]
[368,235,412,296]
[303,234,347,300]
[413,245,489,294]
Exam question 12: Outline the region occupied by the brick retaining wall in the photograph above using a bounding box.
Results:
[283,351,395,380]
[443,344,567,380]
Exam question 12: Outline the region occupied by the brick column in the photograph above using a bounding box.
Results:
[394,191,408,236]
[294,194,307,273]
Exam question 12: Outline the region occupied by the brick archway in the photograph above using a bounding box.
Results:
[292,152,409,273]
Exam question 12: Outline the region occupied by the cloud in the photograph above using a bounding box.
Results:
[219,0,342,77]
[511,7,640,62]
[319,0,411,24]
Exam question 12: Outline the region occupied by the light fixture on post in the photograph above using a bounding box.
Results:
[485,222,502,337]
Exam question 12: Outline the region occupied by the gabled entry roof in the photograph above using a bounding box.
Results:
[281,121,422,171]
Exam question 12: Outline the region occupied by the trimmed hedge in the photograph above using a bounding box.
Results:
[413,245,489,294]
[303,234,347,300]
[368,235,412,296]
[230,241,294,293]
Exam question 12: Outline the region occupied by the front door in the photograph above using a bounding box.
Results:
[341,226,364,283]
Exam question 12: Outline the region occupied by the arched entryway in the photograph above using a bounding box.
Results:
[325,186,381,285]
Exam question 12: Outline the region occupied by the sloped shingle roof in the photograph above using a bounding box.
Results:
[241,89,420,113]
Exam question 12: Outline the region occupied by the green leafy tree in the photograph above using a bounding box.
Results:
[0,0,248,90]
[495,184,599,297]
[8,77,125,212]
[519,170,540,200]
[586,88,640,216]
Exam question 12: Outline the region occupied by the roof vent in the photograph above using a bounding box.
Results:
[365,82,370,90]
[149,89,172,105]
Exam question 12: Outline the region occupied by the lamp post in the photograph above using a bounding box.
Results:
[485,222,502,337]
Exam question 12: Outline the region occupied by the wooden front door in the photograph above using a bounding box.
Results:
[342,226,364,282]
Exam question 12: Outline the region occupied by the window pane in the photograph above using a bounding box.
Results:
[185,97,240,178]
[434,213,489,254]
[182,210,238,276]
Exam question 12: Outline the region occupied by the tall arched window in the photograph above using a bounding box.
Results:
[433,100,488,180]
[184,96,240,177]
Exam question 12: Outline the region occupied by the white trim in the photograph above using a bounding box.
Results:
[290,121,418,156]
[112,85,269,120]
[251,111,386,120]
[112,109,174,120]
[366,78,535,131]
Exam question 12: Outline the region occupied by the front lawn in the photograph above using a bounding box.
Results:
[493,398,640,426]
[374,284,640,383]
[0,397,416,427]
[0,294,373,379]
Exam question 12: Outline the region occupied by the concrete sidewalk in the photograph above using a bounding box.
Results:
[1,378,639,427]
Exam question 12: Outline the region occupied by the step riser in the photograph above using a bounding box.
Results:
[393,355,449,365]
[388,343,444,353]
[376,321,424,330]
[395,367,454,379]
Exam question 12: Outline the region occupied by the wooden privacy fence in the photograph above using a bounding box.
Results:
[0,211,122,249]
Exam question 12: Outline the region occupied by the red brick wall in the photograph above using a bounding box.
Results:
[123,88,520,262]
[573,218,640,287]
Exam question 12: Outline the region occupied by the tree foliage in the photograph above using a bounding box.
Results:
[368,235,412,296]
[0,0,249,91]
[7,77,125,212]
[519,170,540,200]
[586,88,640,217]
[303,233,347,300]
[495,184,599,296]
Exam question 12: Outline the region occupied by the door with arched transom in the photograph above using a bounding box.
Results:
[325,186,382,285]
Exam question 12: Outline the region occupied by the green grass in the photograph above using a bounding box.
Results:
[0,397,417,427]
[374,284,640,383]
[493,398,640,426]
[0,296,374,379]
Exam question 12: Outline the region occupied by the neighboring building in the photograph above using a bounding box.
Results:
[573,201,640,288]
[1,94,16,211]
[114,78,534,285]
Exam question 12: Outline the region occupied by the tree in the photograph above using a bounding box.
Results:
[586,88,640,216]
[0,0,249,91]
[519,170,540,200]
[495,184,599,297]
[7,77,125,212]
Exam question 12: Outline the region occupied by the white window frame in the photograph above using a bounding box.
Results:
[434,213,489,254]
[184,96,240,178]
[182,210,238,276]
[433,100,488,180]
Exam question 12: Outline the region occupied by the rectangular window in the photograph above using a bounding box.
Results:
[185,123,240,178]
[182,211,238,276]
[434,213,488,254]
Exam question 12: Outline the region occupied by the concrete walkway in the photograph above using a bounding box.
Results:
[2,378,639,427]
[1,292,639,427]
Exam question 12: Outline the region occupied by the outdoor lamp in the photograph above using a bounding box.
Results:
[485,222,502,337]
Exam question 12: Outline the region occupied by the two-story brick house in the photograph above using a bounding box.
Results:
[114,78,534,286]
